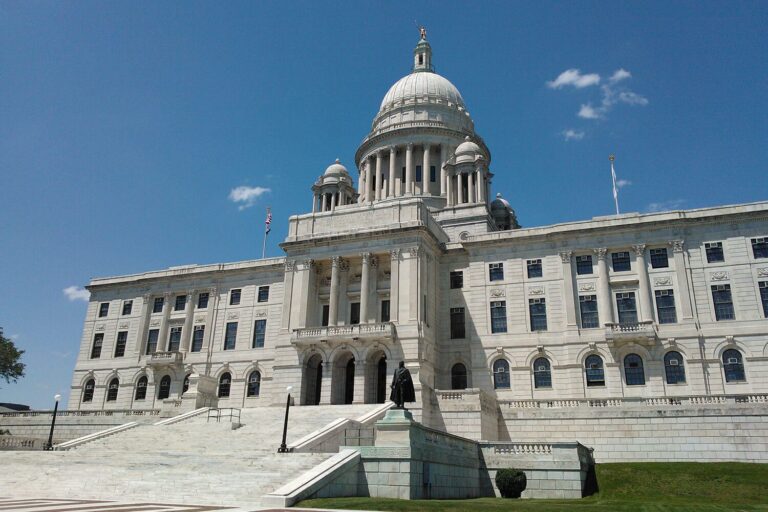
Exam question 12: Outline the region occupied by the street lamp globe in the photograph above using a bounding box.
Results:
[54,394,62,402]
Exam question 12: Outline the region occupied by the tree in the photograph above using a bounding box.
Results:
[0,328,25,386]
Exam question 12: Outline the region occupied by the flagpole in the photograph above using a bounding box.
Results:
[609,154,620,215]
[262,206,271,259]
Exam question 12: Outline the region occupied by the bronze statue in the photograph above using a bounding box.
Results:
[390,361,415,409]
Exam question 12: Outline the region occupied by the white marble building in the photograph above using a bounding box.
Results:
[69,34,768,435]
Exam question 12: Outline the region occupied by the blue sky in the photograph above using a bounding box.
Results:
[1,1,766,408]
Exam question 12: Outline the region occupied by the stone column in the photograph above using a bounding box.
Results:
[181,290,195,351]
[135,294,152,355]
[365,157,374,204]
[405,143,414,195]
[329,256,342,326]
[353,360,365,404]
[633,244,653,322]
[357,168,364,203]
[369,256,379,323]
[468,169,475,203]
[375,152,383,201]
[477,168,485,203]
[560,252,577,327]
[293,260,314,329]
[312,194,317,213]
[670,240,694,319]
[594,248,613,325]
[360,253,371,325]
[446,172,454,206]
[319,358,332,405]
[281,261,295,330]
[157,292,172,351]
[202,287,218,352]
[331,190,337,212]
[421,143,430,195]
[388,146,396,198]
[389,249,400,323]
[457,172,464,204]
[321,193,327,212]
[440,144,447,196]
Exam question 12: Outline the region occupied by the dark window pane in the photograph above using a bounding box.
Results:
[576,255,593,275]
[99,303,110,318]
[650,248,669,268]
[490,301,507,333]
[612,252,631,272]
[252,319,266,348]
[224,322,238,350]
[153,297,164,313]
[616,292,638,325]
[135,377,147,400]
[257,286,270,303]
[415,165,422,182]
[451,363,467,390]
[760,282,768,317]
[122,300,133,316]
[529,299,547,331]
[158,375,171,399]
[197,292,209,309]
[168,327,182,352]
[191,325,205,352]
[450,271,463,289]
[533,358,551,388]
[527,259,543,278]
[381,300,390,322]
[579,295,599,328]
[624,354,645,385]
[705,242,724,263]
[489,263,504,281]
[350,302,360,325]
[114,331,127,358]
[218,373,231,398]
[712,285,735,321]
[585,355,604,387]
[664,351,686,384]
[430,165,436,182]
[83,379,95,402]
[723,349,745,382]
[247,371,261,397]
[229,289,241,305]
[146,329,159,354]
[106,379,119,401]
[752,237,768,259]
[450,307,465,339]
[183,374,190,394]
[91,333,103,359]
[321,305,330,327]
[174,295,186,311]
[493,359,510,389]
[655,290,677,324]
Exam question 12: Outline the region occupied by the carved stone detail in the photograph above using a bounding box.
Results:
[390,248,401,260]
[578,283,596,292]
[254,310,267,318]
[669,240,685,253]
[528,286,545,296]
[118,322,130,330]
[654,277,672,286]
[632,244,646,256]
[711,271,729,281]
[95,324,106,331]
[370,256,379,268]
[194,316,206,323]
[593,247,608,260]
[559,251,572,263]
[489,288,505,298]
[227,312,239,320]
[285,260,296,272]
[757,267,768,278]
[339,259,350,272]
[149,320,161,327]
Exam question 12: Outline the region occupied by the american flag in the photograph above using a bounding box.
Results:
[265,209,272,235]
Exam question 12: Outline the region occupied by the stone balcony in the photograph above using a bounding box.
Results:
[148,351,184,367]
[291,322,395,345]
[605,321,657,346]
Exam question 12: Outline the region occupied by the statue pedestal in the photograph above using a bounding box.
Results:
[374,408,415,447]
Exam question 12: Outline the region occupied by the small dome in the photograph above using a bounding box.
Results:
[455,136,481,156]
[491,192,511,211]
[324,159,349,177]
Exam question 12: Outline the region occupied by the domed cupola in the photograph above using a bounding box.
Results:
[490,193,520,230]
[311,159,358,213]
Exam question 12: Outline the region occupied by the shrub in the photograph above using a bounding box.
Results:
[495,468,527,498]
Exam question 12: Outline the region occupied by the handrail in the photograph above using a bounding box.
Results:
[500,393,768,409]
[0,409,160,418]
[207,407,241,424]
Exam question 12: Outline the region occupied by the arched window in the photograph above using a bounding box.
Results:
[585,355,604,387]
[158,375,171,400]
[723,349,745,382]
[624,354,645,386]
[493,359,510,389]
[664,351,686,384]
[183,374,191,394]
[533,357,552,389]
[451,363,467,390]
[135,376,148,401]
[106,378,119,402]
[83,379,95,403]
[218,372,231,398]
[247,371,261,397]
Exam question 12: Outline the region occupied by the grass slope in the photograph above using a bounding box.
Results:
[298,462,768,511]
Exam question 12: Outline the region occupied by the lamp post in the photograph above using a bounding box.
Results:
[277,385,293,453]
[44,394,62,451]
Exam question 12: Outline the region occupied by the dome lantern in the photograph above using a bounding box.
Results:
[312,159,358,213]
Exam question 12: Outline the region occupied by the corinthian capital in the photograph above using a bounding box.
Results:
[669,240,685,253]
[593,247,608,260]
[559,251,573,263]
[632,244,646,256]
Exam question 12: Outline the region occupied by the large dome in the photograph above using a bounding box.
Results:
[379,72,466,112]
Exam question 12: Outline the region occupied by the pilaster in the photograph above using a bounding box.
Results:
[390,249,400,323]
[594,248,613,325]
[670,240,694,320]
[633,244,653,322]
[560,252,577,327]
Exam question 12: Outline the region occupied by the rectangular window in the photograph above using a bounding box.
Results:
[152,297,164,313]
[752,237,768,259]
[252,319,266,348]
[98,303,109,318]
[381,300,390,322]
[579,295,599,328]
[224,322,238,350]
[415,165,422,182]
[527,259,543,278]
[257,286,270,303]
[650,248,669,268]
[616,292,638,325]
[122,300,133,316]
[655,289,677,324]
[450,307,465,339]
[350,302,360,325]
[430,165,436,182]
[490,301,507,333]
[576,255,593,275]
[705,242,724,263]
[174,295,186,311]
[489,263,504,281]
[114,331,127,358]
[529,299,548,331]
[321,305,330,327]
[450,271,463,289]
[197,292,209,309]
[712,285,735,321]
[90,333,103,359]
[760,282,768,318]
[145,329,159,355]
[229,289,241,305]
[191,325,205,352]
[401,166,406,181]
[168,326,182,352]
[612,252,631,272]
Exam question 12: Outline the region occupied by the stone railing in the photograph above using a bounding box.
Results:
[0,436,45,451]
[492,443,552,455]
[605,320,656,345]
[292,322,395,344]
[149,351,184,366]
[502,393,768,410]
[0,409,160,418]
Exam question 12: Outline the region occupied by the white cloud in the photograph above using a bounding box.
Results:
[617,91,649,106]
[609,69,632,83]
[646,199,686,213]
[615,179,631,189]
[578,104,601,119]
[562,129,585,141]
[63,286,90,302]
[546,69,601,89]
[228,185,271,211]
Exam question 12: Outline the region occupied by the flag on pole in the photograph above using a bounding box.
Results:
[609,154,620,215]
[265,208,272,235]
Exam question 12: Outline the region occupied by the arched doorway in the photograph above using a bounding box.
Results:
[364,350,388,404]
[331,351,355,405]
[303,354,323,405]
[376,356,387,403]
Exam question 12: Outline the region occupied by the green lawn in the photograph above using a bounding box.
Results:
[298,462,768,511]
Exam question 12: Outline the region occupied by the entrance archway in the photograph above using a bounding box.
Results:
[364,350,388,404]
[331,351,355,405]
[303,354,323,405]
